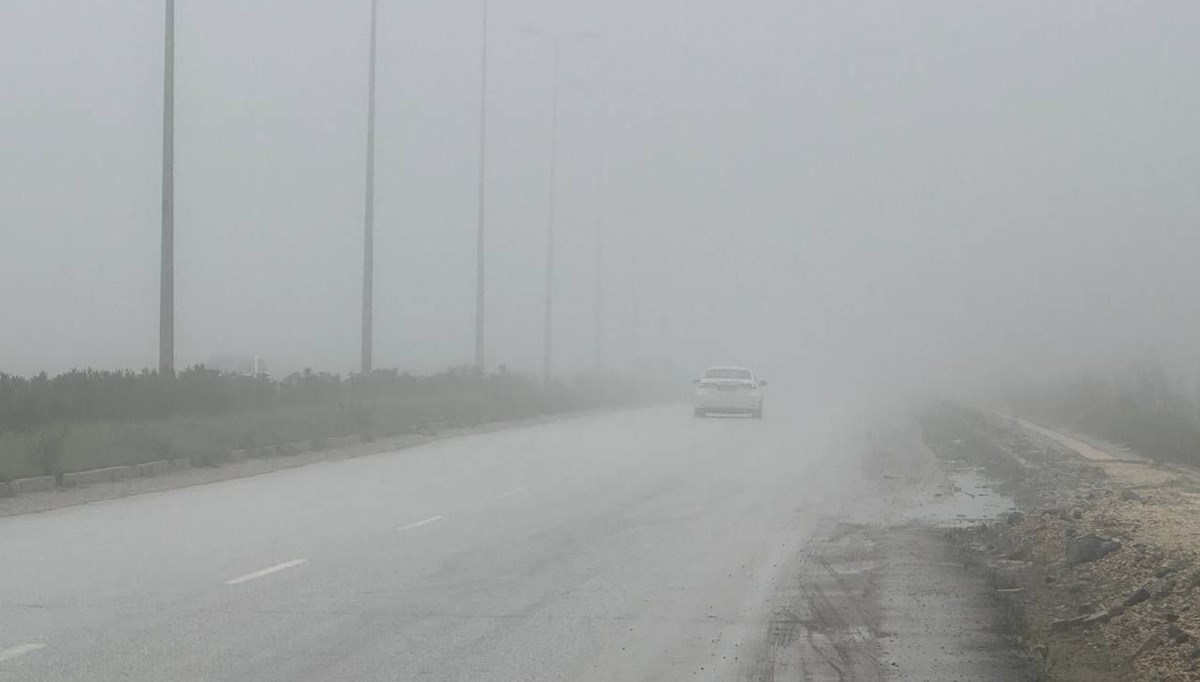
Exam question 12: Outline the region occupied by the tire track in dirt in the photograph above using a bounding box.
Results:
[744,522,884,682]
[743,516,1032,681]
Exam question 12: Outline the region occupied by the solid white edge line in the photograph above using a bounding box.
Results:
[225,558,309,585]
[499,487,526,498]
[399,515,444,531]
[0,643,46,663]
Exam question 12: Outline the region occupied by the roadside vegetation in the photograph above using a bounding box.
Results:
[0,367,651,482]
[1003,362,1200,468]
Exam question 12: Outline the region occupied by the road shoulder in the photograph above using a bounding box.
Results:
[921,403,1200,681]
[741,413,1035,680]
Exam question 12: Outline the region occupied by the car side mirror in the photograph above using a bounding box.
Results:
[692,378,701,384]
[758,380,768,387]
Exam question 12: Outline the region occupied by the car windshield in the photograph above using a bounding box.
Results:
[705,369,752,380]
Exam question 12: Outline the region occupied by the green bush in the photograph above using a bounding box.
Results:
[28,425,68,480]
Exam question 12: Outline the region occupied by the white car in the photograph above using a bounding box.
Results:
[692,366,767,419]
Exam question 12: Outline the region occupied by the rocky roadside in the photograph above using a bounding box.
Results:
[920,403,1200,681]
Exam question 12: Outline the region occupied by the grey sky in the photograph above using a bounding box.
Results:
[2,1,1198,386]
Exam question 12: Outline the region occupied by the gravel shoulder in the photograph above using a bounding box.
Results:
[921,403,1200,681]
[742,411,1034,680]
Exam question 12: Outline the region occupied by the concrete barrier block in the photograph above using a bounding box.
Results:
[135,462,158,477]
[170,457,191,471]
[84,467,124,483]
[96,467,123,481]
[61,469,109,486]
[0,481,14,497]
[229,448,249,461]
[288,441,309,455]
[112,466,137,480]
[12,476,55,493]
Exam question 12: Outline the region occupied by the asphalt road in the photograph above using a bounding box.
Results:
[0,400,1005,681]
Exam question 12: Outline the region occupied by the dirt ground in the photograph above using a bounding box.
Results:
[921,403,1200,681]
[739,412,1034,680]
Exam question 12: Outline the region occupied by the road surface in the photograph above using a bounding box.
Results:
[0,400,1025,680]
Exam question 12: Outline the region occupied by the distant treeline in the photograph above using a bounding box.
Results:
[0,366,638,434]
[1006,362,1200,467]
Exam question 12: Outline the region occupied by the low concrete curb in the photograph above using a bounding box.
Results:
[61,461,175,487]
[325,435,361,449]
[4,438,351,498]
[136,460,171,477]
[62,467,122,487]
[230,437,358,461]
[0,407,633,515]
[2,433,373,499]
[1,409,619,503]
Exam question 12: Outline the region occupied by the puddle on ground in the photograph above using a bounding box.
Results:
[903,468,1015,527]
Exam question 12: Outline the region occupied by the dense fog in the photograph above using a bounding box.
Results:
[3,0,1198,391]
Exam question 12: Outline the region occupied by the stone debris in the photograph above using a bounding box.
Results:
[1065,533,1121,566]
[921,404,1200,680]
[1133,632,1163,660]
[1051,610,1112,630]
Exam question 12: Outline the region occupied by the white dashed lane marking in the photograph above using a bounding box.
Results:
[0,643,46,663]
[399,515,444,532]
[499,487,526,498]
[225,559,309,585]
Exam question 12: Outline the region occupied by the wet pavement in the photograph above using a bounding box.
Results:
[0,401,1033,681]
[904,469,1018,526]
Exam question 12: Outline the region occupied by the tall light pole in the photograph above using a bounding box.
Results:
[520,28,600,383]
[361,0,379,375]
[473,0,489,373]
[543,40,561,384]
[159,0,175,376]
[594,210,604,374]
[593,140,609,376]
